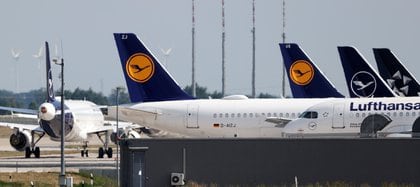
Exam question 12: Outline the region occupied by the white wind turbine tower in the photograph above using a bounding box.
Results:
[33,45,44,88]
[161,48,172,69]
[11,48,22,93]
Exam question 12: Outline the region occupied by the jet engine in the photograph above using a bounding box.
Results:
[9,130,31,151]
[39,102,56,121]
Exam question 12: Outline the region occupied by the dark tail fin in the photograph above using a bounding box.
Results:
[279,43,344,98]
[338,46,396,97]
[113,33,194,103]
[373,48,420,96]
[45,42,55,102]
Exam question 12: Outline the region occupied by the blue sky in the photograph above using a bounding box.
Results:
[0,0,419,97]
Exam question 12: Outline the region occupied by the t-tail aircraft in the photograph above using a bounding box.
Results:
[0,42,140,158]
[279,43,344,98]
[109,33,333,138]
[373,48,420,97]
[338,46,397,98]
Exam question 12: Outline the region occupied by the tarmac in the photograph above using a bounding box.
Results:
[0,137,118,173]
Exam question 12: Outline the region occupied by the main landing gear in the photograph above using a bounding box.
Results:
[24,131,45,158]
[96,131,113,158]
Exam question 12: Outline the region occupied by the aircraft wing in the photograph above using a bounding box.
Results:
[0,122,43,132]
[85,125,114,134]
[265,117,292,128]
[0,106,38,115]
[104,120,143,130]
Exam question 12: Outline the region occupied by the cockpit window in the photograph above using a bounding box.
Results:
[299,111,318,119]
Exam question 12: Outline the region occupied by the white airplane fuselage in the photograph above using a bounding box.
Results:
[283,97,420,137]
[113,98,328,138]
[43,99,105,142]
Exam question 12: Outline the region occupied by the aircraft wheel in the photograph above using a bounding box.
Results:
[81,150,85,157]
[85,150,89,157]
[25,147,31,158]
[34,147,40,158]
[106,148,113,158]
[98,147,104,158]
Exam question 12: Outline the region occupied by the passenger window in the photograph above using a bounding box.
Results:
[362,113,366,118]
[406,112,410,117]
[249,113,253,118]
[237,113,241,118]
[231,113,235,118]
[267,113,271,117]
[225,113,229,118]
[243,113,247,118]
[356,113,360,118]
[412,112,416,117]
[393,112,397,117]
[213,113,217,118]
[399,112,403,117]
[285,113,289,117]
[273,113,277,117]
[219,113,223,118]
[291,113,295,118]
[280,113,283,117]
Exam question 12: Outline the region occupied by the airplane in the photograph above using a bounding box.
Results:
[279,43,344,98]
[0,42,140,158]
[108,33,335,138]
[338,46,397,98]
[373,48,420,96]
[281,96,420,138]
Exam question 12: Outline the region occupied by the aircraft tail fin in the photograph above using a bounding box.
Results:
[279,43,344,98]
[373,48,420,96]
[113,33,194,103]
[338,46,396,97]
[45,42,55,102]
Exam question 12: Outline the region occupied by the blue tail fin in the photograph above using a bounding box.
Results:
[279,43,344,98]
[45,42,55,102]
[113,33,194,103]
[338,46,396,98]
[373,48,420,96]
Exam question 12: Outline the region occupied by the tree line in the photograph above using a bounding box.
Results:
[0,84,277,114]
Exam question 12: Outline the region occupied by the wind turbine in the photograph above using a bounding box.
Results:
[161,48,172,69]
[33,45,44,88]
[11,48,22,93]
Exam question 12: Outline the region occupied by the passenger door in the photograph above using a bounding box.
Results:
[332,103,345,128]
[186,104,199,128]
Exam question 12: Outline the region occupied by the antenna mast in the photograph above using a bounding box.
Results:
[251,0,256,98]
[191,0,196,97]
[221,0,226,96]
[281,0,286,97]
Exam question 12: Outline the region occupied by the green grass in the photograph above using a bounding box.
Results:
[0,172,117,187]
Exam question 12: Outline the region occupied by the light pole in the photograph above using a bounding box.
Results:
[54,57,66,187]
[116,86,124,187]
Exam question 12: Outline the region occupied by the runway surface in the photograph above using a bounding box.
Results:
[0,138,118,173]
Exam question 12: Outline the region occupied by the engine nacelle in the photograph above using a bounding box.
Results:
[9,130,31,151]
[39,102,56,121]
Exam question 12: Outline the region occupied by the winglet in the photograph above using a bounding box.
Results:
[45,42,55,102]
[113,33,194,103]
[279,43,344,98]
[338,46,396,97]
[373,48,420,96]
